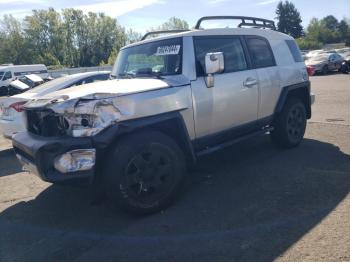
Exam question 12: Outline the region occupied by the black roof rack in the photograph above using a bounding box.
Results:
[141,29,190,40]
[195,16,276,30]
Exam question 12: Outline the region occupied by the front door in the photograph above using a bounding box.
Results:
[191,36,259,140]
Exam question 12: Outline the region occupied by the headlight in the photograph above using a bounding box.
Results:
[54,149,96,173]
[64,100,121,137]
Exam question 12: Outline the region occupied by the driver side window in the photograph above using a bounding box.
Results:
[194,36,248,76]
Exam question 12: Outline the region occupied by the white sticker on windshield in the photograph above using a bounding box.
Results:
[155,45,181,56]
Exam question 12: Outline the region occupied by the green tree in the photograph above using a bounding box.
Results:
[61,8,84,67]
[307,17,341,44]
[145,16,189,40]
[322,15,339,31]
[24,8,64,65]
[338,19,350,44]
[0,15,32,64]
[157,16,189,30]
[21,8,127,67]
[295,37,322,50]
[275,1,303,38]
[126,28,142,44]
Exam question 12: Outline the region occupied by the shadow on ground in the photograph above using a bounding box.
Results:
[0,148,22,177]
[1,136,350,261]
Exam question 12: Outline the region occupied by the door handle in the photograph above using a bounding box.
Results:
[243,78,258,88]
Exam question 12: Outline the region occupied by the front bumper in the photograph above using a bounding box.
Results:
[12,131,95,183]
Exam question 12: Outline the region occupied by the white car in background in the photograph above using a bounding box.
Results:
[0,64,48,96]
[336,47,350,58]
[8,74,45,96]
[0,71,110,139]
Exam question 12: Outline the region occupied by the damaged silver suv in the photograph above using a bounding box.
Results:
[13,16,315,214]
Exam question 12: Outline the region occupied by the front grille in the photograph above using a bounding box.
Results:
[26,109,68,137]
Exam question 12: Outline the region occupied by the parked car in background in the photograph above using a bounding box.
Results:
[7,74,45,96]
[304,49,337,61]
[305,52,343,74]
[336,48,350,73]
[304,49,323,60]
[306,66,316,76]
[336,47,350,58]
[0,64,48,96]
[0,71,110,139]
[300,50,309,61]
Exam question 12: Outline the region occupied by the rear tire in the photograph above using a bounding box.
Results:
[270,98,307,148]
[104,130,186,215]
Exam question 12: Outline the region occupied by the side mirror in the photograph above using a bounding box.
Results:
[204,52,224,88]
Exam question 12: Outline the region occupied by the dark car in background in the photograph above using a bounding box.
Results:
[305,52,343,74]
[336,48,350,73]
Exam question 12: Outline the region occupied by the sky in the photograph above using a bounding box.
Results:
[0,0,349,33]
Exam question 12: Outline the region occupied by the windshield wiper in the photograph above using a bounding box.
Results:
[118,72,165,80]
[134,72,164,80]
[117,73,136,79]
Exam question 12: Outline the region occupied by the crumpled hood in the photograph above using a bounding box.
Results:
[24,76,191,113]
[38,78,171,101]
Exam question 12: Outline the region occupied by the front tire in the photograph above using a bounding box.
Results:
[271,98,307,148]
[322,65,329,75]
[104,130,186,214]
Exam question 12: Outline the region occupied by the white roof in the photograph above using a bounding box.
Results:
[124,28,292,49]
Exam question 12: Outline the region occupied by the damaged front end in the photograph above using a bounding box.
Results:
[11,94,122,182]
[25,94,122,138]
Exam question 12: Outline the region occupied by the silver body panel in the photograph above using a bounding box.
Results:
[191,69,259,137]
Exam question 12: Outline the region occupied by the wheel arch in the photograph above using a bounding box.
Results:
[275,81,311,119]
[93,111,196,166]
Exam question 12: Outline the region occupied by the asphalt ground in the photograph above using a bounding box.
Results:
[0,73,349,262]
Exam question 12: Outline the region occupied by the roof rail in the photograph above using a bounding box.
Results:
[195,16,276,30]
[141,30,190,40]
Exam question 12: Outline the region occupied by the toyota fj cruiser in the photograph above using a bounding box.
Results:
[13,16,315,214]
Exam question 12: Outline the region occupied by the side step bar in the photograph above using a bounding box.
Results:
[196,126,273,157]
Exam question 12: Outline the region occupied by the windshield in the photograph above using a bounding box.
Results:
[18,76,34,87]
[111,37,183,79]
[0,71,4,80]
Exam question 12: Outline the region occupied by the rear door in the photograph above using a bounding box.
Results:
[245,36,280,119]
[191,35,259,139]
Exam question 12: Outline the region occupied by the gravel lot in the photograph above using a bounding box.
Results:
[0,74,349,262]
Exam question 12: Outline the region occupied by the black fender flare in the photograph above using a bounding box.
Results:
[274,81,311,119]
[92,111,196,164]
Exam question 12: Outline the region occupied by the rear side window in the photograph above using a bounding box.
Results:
[246,37,275,68]
[285,40,303,62]
[194,36,248,76]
